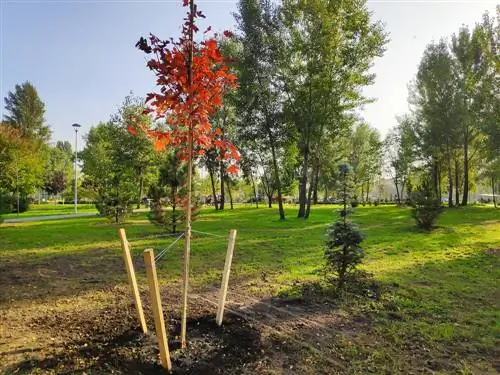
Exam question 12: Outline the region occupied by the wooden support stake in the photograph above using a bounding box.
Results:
[216,229,237,326]
[118,228,147,334]
[144,249,172,372]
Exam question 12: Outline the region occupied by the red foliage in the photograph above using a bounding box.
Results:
[133,0,239,172]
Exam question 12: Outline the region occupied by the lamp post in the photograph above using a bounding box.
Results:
[72,123,82,214]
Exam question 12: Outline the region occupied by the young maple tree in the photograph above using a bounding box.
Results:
[133,0,239,349]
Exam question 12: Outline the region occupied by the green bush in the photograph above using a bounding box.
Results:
[0,194,30,214]
[410,180,443,230]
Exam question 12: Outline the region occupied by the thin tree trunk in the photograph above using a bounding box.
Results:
[432,160,439,200]
[226,178,233,209]
[209,168,219,210]
[137,171,144,209]
[361,184,364,203]
[297,147,309,218]
[455,158,460,207]
[394,178,401,204]
[312,166,319,205]
[267,194,272,208]
[304,178,314,218]
[492,178,497,208]
[462,141,469,206]
[447,157,453,208]
[250,173,258,208]
[219,161,225,210]
[172,186,177,233]
[324,186,328,203]
[366,181,370,202]
[268,130,285,220]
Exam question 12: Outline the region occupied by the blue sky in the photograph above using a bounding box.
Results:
[0,0,497,146]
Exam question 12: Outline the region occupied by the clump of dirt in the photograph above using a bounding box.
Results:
[6,294,263,375]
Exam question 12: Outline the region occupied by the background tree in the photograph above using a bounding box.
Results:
[0,124,45,213]
[3,82,51,142]
[384,115,415,204]
[111,94,156,208]
[235,0,288,220]
[149,151,187,233]
[80,122,139,222]
[281,0,387,218]
[43,142,73,200]
[410,39,462,207]
[348,123,382,203]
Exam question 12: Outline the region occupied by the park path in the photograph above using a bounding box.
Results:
[2,208,149,223]
[2,212,98,223]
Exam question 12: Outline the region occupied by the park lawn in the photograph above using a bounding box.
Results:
[0,203,97,220]
[0,205,499,374]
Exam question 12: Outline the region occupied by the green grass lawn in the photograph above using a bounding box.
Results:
[0,203,97,219]
[0,205,499,374]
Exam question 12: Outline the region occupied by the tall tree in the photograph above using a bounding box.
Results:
[348,123,382,202]
[235,0,288,220]
[410,39,462,206]
[281,0,387,218]
[3,82,50,142]
[451,24,491,205]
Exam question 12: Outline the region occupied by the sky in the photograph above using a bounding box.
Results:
[0,0,498,147]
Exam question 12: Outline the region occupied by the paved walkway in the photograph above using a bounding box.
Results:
[3,213,99,223]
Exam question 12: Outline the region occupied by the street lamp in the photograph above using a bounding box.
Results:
[72,123,82,214]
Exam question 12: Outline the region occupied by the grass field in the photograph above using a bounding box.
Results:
[0,205,499,374]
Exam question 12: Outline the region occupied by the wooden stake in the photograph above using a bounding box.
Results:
[216,229,237,326]
[144,249,172,372]
[118,228,147,334]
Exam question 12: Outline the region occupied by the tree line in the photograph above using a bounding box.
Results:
[1,1,497,218]
[385,6,499,208]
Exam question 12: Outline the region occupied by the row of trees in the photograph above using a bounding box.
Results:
[386,6,499,208]
[226,0,388,220]
[3,3,497,218]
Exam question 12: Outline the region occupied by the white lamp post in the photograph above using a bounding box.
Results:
[72,123,82,214]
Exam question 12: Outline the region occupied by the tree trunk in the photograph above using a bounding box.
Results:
[454,158,460,207]
[462,141,469,206]
[324,186,328,203]
[267,194,272,208]
[394,177,401,204]
[227,178,233,209]
[304,176,314,219]
[268,130,285,220]
[297,147,309,218]
[361,184,364,203]
[137,172,144,209]
[492,177,497,208]
[172,186,177,233]
[432,160,439,200]
[447,158,453,208]
[312,165,319,205]
[250,173,258,208]
[209,168,219,210]
[366,181,370,202]
[219,161,225,210]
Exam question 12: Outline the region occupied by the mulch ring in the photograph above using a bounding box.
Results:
[5,290,265,375]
